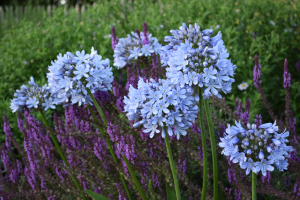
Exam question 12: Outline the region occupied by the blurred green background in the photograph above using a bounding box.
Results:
[0,0,299,145]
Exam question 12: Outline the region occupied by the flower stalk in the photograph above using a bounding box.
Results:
[204,99,218,199]
[39,110,87,200]
[163,123,181,200]
[252,172,257,200]
[86,88,107,127]
[198,88,208,200]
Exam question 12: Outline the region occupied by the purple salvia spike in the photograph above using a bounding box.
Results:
[135,28,141,38]
[254,114,262,127]
[111,26,118,51]
[253,54,261,89]
[296,59,300,71]
[3,115,13,151]
[283,59,291,89]
[142,22,150,45]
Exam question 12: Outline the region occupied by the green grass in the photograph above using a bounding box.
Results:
[0,0,299,144]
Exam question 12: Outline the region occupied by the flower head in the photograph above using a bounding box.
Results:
[10,77,55,112]
[219,120,293,176]
[238,82,249,90]
[124,78,199,140]
[47,47,113,107]
[113,30,161,69]
[161,23,236,99]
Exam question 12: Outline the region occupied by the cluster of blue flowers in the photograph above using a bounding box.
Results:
[219,120,293,176]
[10,77,55,112]
[47,47,113,107]
[123,78,199,140]
[160,23,237,99]
[113,31,162,69]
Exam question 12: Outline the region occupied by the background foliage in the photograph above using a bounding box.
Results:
[0,0,299,145]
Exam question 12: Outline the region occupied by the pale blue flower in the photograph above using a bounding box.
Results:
[47,47,113,107]
[129,47,142,59]
[161,23,236,99]
[275,159,288,172]
[74,64,89,80]
[255,159,274,176]
[141,44,154,56]
[203,66,217,82]
[113,31,161,69]
[26,96,39,108]
[124,78,199,139]
[59,77,73,92]
[74,50,90,64]
[11,77,55,112]
[219,120,293,176]
[42,98,56,111]
[144,123,160,138]
[240,158,256,175]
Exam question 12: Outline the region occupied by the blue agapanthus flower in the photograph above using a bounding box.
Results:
[123,78,199,140]
[113,31,162,69]
[219,120,293,176]
[10,77,55,112]
[160,23,237,99]
[47,47,113,107]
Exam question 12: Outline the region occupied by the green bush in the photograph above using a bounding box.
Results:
[0,0,299,144]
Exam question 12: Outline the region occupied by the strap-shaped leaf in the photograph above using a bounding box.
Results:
[148,179,156,200]
[86,190,110,200]
[166,182,176,200]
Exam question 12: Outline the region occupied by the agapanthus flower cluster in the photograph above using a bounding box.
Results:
[113,31,162,69]
[123,78,199,140]
[10,77,55,112]
[47,47,113,107]
[160,23,237,99]
[219,120,293,176]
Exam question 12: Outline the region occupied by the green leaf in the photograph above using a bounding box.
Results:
[166,182,176,200]
[148,179,156,200]
[86,190,110,200]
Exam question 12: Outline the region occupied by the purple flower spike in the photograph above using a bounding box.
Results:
[111,26,118,51]
[283,59,291,89]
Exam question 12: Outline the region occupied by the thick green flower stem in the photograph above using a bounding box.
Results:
[86,88,108,127]
[122,156,147,200]
[252,172,257,200]
[203,100,218,199]
[87,105,142,200]
[163,123,181,200]
[39,110,87,200]
[197,88,208,200]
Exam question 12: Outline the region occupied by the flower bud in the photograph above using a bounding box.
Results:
[272,139,281,146]
[247,149,252,155]
[267,146,272,153]
[247,123,251,129]
[259,151,264,160]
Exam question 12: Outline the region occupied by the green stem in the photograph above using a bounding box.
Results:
[203,100,218,199]
[198,88,208,200]
[87,105,135,200]
[163,123,181,200]
[39,110,87,200]
[123,156,147,200]
[252,172,257,200]
[86,88,107,127]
